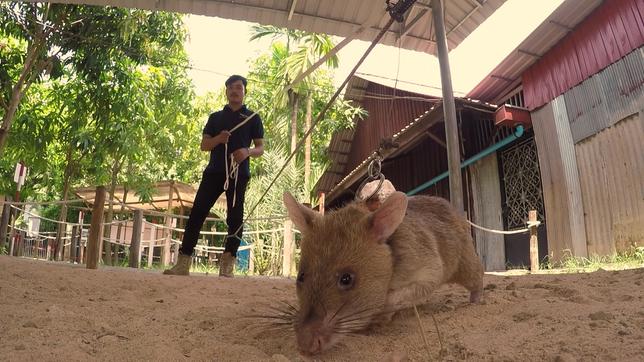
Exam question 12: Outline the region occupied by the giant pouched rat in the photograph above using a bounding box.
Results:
[283,190,484,356]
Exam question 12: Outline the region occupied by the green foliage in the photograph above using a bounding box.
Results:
[0,4,197,201]
[0,10,365,274]
[246,42,366,198]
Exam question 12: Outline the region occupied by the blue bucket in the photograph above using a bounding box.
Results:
[236,239,250,271]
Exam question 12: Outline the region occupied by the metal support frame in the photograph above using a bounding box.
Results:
[431,0,464,212]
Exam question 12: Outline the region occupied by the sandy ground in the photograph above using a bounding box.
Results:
[1,256,643,362]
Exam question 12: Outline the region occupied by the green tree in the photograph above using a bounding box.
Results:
[0,2,66,155]
[250,26,340,197]
[1,4,198,261]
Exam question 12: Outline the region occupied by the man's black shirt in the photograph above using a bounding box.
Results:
[202,104,264,178]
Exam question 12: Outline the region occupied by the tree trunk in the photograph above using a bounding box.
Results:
[304,94,313,195]
[289,91,300,154]
[1,195,13,253]
[114,184,128,266]
[103,158,121,265]
[54,146,74,260]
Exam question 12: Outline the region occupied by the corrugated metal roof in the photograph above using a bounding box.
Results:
[315,76,441,197]
[467,0,603,103]
[316,77,496,202]
[522,0,643,110]
[314,76,366,194]
[44,0,506,54]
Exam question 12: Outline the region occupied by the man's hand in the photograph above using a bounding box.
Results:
[216,130,231,144]
[232,147,250,163]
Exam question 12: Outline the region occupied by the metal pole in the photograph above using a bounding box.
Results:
[431,0,464,213]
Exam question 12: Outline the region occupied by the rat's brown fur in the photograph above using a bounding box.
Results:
[283,191,483,356]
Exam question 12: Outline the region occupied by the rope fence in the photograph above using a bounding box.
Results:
[1,200,298,276]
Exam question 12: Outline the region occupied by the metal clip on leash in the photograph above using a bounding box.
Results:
[386,0,418,22]
[355,153,385,201]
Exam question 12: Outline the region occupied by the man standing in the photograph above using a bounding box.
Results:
[164,75,264,277]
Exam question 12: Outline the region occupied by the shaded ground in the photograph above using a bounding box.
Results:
[0,256,642,361]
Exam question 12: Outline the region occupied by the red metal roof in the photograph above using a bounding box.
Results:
[523,0,644,109]
[466,0,604,104]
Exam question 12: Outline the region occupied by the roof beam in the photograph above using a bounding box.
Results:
[173,184,184,209]
[518,49,541,58]
[413,2,432,10]
[287,0,298,21]
[426,130,447,148]
[398,8,429,40]
[447,0,482,37]
[491,74,515,82]
[549,20,574,32]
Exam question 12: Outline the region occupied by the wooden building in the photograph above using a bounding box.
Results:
[315,76,532,271]
[469,0,643,260]
[317,0,643,270]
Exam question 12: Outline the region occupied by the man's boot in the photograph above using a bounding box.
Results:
[219,252,236,277]
[163,254,192,276]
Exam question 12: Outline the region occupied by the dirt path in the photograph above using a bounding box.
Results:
[1,256,642,361]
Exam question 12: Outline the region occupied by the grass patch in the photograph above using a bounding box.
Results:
[553,246,644,271]
[505,246,644,274]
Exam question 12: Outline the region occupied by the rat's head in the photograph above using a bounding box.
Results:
[283,191,408,355]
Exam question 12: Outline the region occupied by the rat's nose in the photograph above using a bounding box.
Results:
[310,334,323,354]
[298,333,325,355]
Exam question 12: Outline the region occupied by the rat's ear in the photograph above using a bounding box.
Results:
[366,191,407,243]
[283,192,318,233]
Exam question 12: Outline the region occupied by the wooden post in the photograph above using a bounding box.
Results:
[79,239,85,264]
[529,210,539,272]
[33,235,39,259]
[63,225,71,261]
[129,209,143,268]
[70,225,78,263]
[0,196,10,252]
[431,0,464,213]
[319,192,325,215]
[282,219,294,277]
[86,186,106,269]
[148,224,156,268]
[17,231,24,256]
[248,245,255,275]
[162,181,175,266]
[9,207,18,256]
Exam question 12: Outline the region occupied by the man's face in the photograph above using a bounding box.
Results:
[226,80,245,104]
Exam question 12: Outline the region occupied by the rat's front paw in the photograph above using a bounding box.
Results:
[384,290,409,311]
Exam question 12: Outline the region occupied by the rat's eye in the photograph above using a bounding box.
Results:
[297,271,304,283]
[337,272,355,290]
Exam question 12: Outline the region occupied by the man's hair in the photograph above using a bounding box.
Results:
[225,74,248,91]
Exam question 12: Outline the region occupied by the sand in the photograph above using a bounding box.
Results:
[0,255,642,361]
